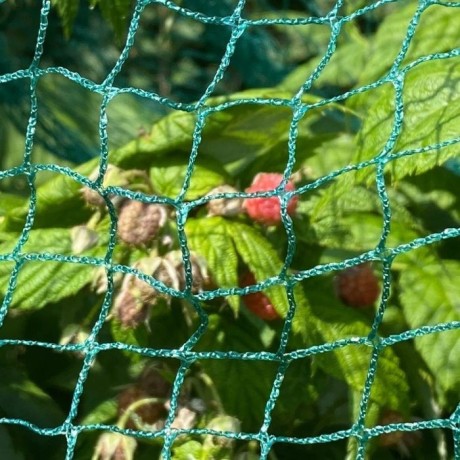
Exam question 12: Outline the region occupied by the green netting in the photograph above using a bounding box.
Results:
[0,0,459,459]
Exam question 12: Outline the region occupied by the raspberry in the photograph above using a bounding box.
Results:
[117,386,167,429]
[243,173,298,226]
[377,410,421,455]
[137,365,172,397]
[117,365,172,430]
[240,272,280,321]
[113,288,150,329]
[334,263,380,308]
[130,258,159,303]
[206,185,244,217]
[117,200,167,246]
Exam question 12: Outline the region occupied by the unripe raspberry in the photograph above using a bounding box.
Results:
[93,432,137,460]
[377,410,422,455]
[117,365,172,429]
[117,200,167,246]
[243,173,298,226]
[334,263,380,308]
[117,386,167,429]
[137,365,172,397]
[113,288,150,329]
[206,185,244,217]
[130,258,159,303]
[239,272,280,321]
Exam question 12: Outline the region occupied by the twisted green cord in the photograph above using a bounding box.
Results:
[0,1,459,459]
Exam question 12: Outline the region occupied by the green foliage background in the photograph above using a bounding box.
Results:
[0,1,459,459]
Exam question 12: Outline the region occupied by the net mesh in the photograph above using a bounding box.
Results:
[0,0,459,459]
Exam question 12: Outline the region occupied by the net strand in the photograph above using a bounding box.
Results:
[0,0,459,459]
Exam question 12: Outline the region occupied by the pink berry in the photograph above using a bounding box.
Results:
[243,173,298,226]
[334,263,380,308]
[240,272,280,321]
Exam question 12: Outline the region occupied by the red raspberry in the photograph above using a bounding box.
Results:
[240,272,280,321]
[243,173,298,226]
[334,263,380,308]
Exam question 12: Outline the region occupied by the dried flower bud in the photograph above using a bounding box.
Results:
[92,268,123,295]
[206,185,244,217]
[170,406,197,430]
[81,165,126,208]
[206,415,241,448]
[129,259,159,303]
[150,256,182,293]
[93,433,137,460]
[163,251,209,293]
[117,200,167,246]
[71,225,99,254]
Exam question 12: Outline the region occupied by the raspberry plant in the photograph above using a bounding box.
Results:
[0,2,459,460]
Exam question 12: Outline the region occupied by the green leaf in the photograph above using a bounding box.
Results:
[185,217,239,313]
[0,193,27,218]
[109,89,323,169]
[51,0,80,39]
[0,426,24,460]
[357,3,460,86]
[2,160,97,232]
[172,440,204,460]
[149,154,228,200]
[353,57,460,183]
[80,399,118,426]
[303,275,411,413]
[0,228,102,310]
[110,319,149,363]
[399,259,460,404]
[97,0,133,43]
[196,315,279,431]
[0,366,65,427]
[397,166,460,235]
[226,220,311,343]
[281,23,369,92]
[304,184,423,252]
